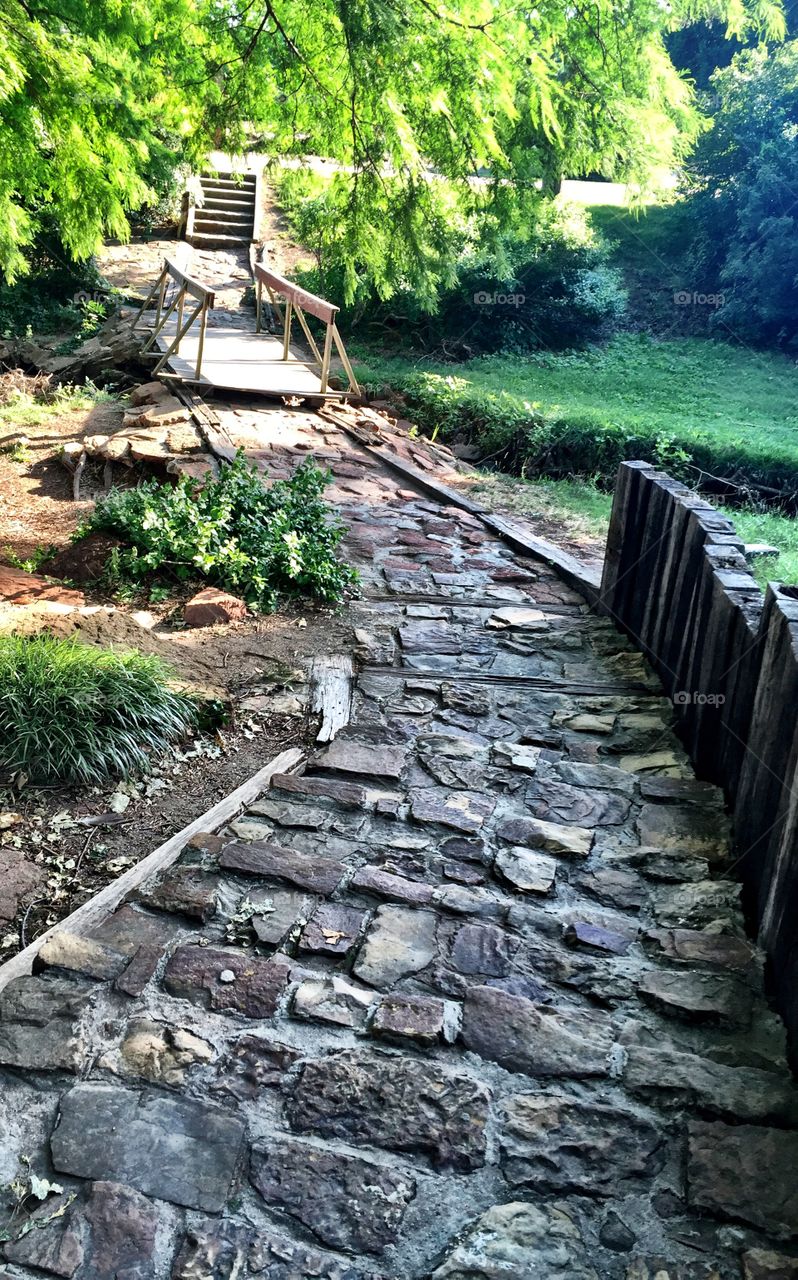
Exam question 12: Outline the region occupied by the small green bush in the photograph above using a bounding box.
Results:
[84,452,358,612]
[0,635,199,785]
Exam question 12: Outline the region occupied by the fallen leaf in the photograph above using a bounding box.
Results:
[0,813,21,831]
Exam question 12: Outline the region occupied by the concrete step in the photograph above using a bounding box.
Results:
[188,231,252,247]
[200,177,256,192]
[201,194,255,211]
[194,214,254,232]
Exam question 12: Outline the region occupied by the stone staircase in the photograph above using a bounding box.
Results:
[186,172,257,249]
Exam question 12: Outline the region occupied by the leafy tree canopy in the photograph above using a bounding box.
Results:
[681,38,798,345]
[0,0,786,289]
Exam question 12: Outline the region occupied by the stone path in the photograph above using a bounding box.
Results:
[1,404,798,1280]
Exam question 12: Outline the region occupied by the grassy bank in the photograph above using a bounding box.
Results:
[468,472,798,588]
[354,334,798,500]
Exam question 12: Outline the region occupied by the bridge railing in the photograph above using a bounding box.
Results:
[601,460,798,1064]
[253,262,360,395]
[132,258,215,381]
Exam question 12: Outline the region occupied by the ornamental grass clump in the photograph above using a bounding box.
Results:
[0,634,199,785]
[84,452,359,613]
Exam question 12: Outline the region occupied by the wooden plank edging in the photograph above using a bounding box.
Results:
[0,746,305,993]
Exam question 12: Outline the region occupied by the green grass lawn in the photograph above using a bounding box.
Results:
[354,333,798,586]
[464,471,798,588]
[354,334,798,494]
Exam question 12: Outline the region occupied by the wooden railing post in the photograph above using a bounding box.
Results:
[319,322,334,392]
[282,300,293,361]
[195,298,209,380]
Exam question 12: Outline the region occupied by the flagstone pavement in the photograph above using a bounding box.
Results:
[1,402,797,1280]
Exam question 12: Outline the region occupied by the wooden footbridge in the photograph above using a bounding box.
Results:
[131,257,360,401]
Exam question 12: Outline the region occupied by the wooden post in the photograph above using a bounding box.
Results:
[175,284,186,351]
[152,299,203,373]
[283,300,293,360]
[256,280,263,334]
[294,304,324,368]
[332,324,360,394]
[154,271,167,328]
[319,322,334,392]
[195,297,209,380]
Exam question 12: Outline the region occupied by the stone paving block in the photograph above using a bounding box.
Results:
[624,1045,798,1122]
[248,797,330,829]
[163,945,289,1017]
[350,864,435,906]
[212,1034,302,1101]
[742,1249,798,1278]
[89,903,184,956]
[500,1094,664,1194]
[688,1120,798,1234]
[637,805,729,862]
[316,739,407,779]
[248,887,308,947]
[51,1084,245,1212]
[638,969,753,1029]
[297,902,367,958]
[461,985,614,1077]
[449,922,517,977]
[219,840,345,893]
[526,779,632,826]
[250,1137,415,1255]
[432,1201,597,1279]
[288,1050,488,1170]
[494,846,557,895]
[492,741,542,773]
[353,905,439,987]
[172,1221,251,1280]
[370,993,453,1047]
[4,1179,159,1280]
[135,867,218,922]
[564,921,632,955]
[115,943,163,997]
[0,975,93,1072]
[269,771,369,807]
[37,930,128,981]
[113,1019,214,1086]
[576,866,648,910]
[293,976,377,1028]
[495,814,593,856]
[410,787,495,833]
[644,927,757,971]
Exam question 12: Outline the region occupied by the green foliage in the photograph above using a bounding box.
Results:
[680,40,798,347]
[0,225,109,337]
[2,544,56,574]
[0,0,784,288]
[0,635,199,785]
[355,334,798,496]
[84,452,358,612]
[281,178,626,351]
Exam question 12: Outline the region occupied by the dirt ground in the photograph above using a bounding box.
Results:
[0,387,355,959]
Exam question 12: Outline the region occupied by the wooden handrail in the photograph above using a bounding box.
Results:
[132,259,215,381]
[253,261,359,395]
[254,263,337,325]
[163,258,215,308]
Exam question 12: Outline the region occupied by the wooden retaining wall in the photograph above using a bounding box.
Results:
[601,460,798,1061]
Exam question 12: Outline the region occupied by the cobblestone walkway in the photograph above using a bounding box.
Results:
[1,408,797,1280]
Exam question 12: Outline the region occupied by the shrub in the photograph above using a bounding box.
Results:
[0,635,199,785]
[84,452,358,612]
